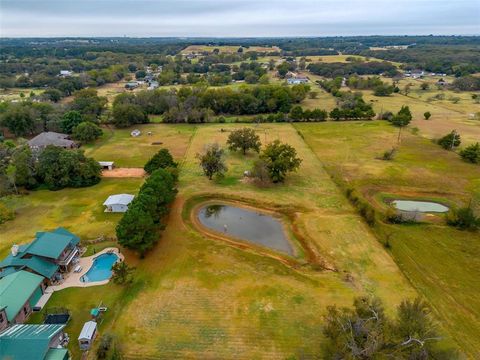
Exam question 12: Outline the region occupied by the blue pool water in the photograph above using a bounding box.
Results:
[80,253,118,283]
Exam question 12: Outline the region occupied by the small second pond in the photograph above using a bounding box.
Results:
[392,200,449,213]
[197,204,294,256]
[81,253,119,283]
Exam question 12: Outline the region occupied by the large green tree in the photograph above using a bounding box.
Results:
[112,103,149,128]
[71,88,107,121]
[1,103,36,136]
[61,110,84,134]
[226,128,261,155]
[197,143,227,180]
[36,146,101,190]
[260,140,302,183]
[144,148,177,174]
[72,121,103,143]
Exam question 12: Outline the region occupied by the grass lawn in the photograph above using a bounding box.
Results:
[295,121,480,356]
[0,178,143,259]
[83,123,196,167]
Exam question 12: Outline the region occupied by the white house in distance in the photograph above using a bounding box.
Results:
[59,70,73,77]
[103,194,135,213]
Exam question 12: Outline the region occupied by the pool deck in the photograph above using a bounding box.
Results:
[45,248,123,293]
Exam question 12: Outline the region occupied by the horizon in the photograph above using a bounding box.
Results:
[1,0,479,37]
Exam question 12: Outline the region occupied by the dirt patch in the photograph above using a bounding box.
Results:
[102,168,145,178]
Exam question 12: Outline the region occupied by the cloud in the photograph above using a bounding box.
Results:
[0,0,479,37]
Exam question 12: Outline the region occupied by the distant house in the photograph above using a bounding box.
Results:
[103,194,135,213]
[147,81,159,90]
[0,324,69,360]
[125,81,139,90]
[436,78,448,86]
[0,270,46,325]
[28,132,78,151]
[98,161,114,171]
[410,70,425,79]
[285,71,298,79]
[78,321,98,351]
[59,70,73,77]
[0,227,81,283]
[287,76,309,85]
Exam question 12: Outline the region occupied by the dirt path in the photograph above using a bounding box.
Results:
[102,168,145,178]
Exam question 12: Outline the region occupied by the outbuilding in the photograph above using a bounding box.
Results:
[78,320,97,351]
[98,161,114,171]
[103,194,135,213]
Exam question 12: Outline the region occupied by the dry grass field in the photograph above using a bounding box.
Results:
[295,121,480,356]
[182,45,281,54]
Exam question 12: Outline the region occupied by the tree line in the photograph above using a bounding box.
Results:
[307,61,399,78]
[116,149,178,256]
[0,142,101,195]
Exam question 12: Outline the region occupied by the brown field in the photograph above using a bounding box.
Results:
[182,45,281,54]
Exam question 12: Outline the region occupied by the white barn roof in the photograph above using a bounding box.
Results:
[78,321,97,340]
[103,194,134,206]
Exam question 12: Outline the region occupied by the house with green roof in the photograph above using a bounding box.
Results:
[0,324,70,360]
[0,270,45,327]
[0,228,80,283]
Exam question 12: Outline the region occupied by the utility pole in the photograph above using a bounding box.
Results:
[451,129,457,150]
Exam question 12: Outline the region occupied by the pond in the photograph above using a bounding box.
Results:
[197,204,294,256]
[392,200,449,213]
[80,253,119,283]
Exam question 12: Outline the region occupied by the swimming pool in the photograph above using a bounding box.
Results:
[80,253,119,283]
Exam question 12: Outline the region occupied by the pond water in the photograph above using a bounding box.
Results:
[197,204,294,256]
[392,200,449,213]
[80,253,119,283]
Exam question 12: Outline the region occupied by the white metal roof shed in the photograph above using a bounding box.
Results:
[103,194,135,206]
[78,321,97,341]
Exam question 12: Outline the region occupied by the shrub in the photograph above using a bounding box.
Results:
[459,142,480,163]
[0,203,14,224]
[446,205,479,230]
[424,111,431,120]
[437,131,461,150]
[382,148,396,160]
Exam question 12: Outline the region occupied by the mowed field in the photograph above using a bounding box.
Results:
[111,123,417,359]
[83,124,196,167]
[295,121,480,356]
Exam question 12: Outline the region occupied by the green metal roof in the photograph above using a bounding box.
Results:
[26,228,79,259]
[44,348,69,360]
[0,255,59,279]
[0,270,44,321]
[0,324,66,360]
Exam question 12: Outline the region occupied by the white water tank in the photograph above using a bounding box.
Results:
[11,244,19,257]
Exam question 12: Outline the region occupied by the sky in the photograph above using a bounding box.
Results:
[0,0,479,37]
